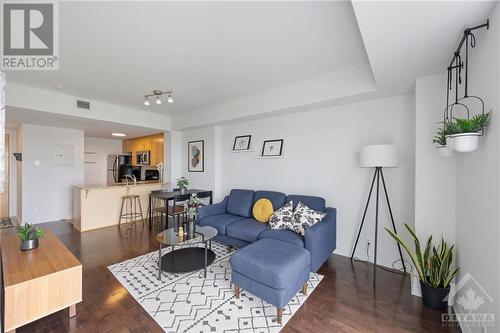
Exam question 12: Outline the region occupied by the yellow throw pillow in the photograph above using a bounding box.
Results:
[252,198,274,223]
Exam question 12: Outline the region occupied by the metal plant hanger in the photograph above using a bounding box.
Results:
[443,20,489,133]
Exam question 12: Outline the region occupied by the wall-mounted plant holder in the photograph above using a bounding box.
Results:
[433,20,491,155]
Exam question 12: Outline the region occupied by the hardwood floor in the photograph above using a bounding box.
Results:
[6,221,459,333]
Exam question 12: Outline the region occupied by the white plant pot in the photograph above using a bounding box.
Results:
[453,133,479,153]
[436,146,454,158]
[445,135,455,151]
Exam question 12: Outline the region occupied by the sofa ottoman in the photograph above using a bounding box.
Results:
[230,238,310,325]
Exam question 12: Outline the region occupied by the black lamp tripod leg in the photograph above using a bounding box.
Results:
[351,168,378,261]
[373,167,380,287]
[379,168,407,273]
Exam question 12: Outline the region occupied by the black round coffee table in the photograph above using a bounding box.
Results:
[156,225,217,280]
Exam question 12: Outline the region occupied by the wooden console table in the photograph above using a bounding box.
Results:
[2,229,82,332]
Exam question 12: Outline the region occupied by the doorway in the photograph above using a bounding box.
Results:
[0,134,9,217]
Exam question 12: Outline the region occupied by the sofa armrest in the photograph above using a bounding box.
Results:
[197,196,228,221]
[304,207,337,272]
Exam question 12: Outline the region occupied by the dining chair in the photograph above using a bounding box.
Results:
[168,193,191,230]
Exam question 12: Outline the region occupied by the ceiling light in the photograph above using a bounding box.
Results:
[112,133,126,137]
[142,90,174,106]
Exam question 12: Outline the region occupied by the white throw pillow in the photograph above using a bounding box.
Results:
[291,201,326,236]
[269,201,294,230]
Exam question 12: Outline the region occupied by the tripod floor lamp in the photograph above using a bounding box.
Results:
[351,144,406,287]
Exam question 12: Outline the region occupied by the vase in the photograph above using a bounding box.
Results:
[180,188,186,194]
[188,220,195,236]
[20,238,39,251]
[420,281,450,311]
[453,132,480,152]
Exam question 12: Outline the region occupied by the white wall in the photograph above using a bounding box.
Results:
[16,127,22,221]
[174,95,415,267]
[454,5,500,328]
[83,137,122,186]
[5,130,17,217]
[21,124,84,223]
[414,74,456,243]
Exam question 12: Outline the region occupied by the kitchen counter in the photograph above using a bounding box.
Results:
[74,180,164,190]
[73,182,167,232]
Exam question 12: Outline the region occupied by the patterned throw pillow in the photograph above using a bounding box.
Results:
[291,201,326,236]
[269,201,294,230]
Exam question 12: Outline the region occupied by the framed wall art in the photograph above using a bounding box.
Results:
[188,140,204,172]
[261,139,283,157]
[232,135,252,151]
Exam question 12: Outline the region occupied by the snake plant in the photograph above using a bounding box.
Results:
[386,224,459,288]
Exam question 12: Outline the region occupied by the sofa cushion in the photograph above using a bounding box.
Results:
[258,229,304,248]
[230,238,310,289]
[269,201,294,230]
[252,198,274,223]
[291,201,326,236]
[254,191,287,210]
[197,213,246,235]
[226,189,255,217]
[287,195,325,212]
[226,218,268,243]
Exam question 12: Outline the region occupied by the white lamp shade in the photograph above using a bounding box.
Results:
[360,144,399,168]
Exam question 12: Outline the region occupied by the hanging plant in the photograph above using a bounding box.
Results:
[436,20,490,154]
[450,112,491,152]
[433,127,454,157]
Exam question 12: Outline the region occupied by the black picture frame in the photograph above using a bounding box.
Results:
[232,135,252,151]
[188,140,204,172]
[261,139,284,157]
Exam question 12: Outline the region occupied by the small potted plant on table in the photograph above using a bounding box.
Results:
[176,177,189,194]
[18,223,45,251]
[386,224,459,310]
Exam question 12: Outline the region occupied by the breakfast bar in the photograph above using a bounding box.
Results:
[73,182,166,232]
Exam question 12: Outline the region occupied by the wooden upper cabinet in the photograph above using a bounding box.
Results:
[122,139,132,154]
[123,133,164,166]
[150,133,164,166]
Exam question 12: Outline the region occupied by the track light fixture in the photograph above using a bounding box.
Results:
[143,89,174,106]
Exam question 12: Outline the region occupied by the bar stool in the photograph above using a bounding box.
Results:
[119,194,144,226]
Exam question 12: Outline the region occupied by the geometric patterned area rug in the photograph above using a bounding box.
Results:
[108,241,323,333]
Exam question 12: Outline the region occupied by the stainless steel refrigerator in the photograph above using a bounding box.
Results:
[107,154,132,185]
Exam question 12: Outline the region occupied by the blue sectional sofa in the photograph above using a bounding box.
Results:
[197,189,337,272]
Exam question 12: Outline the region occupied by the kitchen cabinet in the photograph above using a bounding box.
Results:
[122,140,132,154]
[122,133,164,166]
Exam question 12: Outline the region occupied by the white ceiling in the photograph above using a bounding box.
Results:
[6,106,162,139]
[4,1,368,116]
[352,0,495,95]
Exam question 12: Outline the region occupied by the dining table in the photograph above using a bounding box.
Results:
[148,189,213,230]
